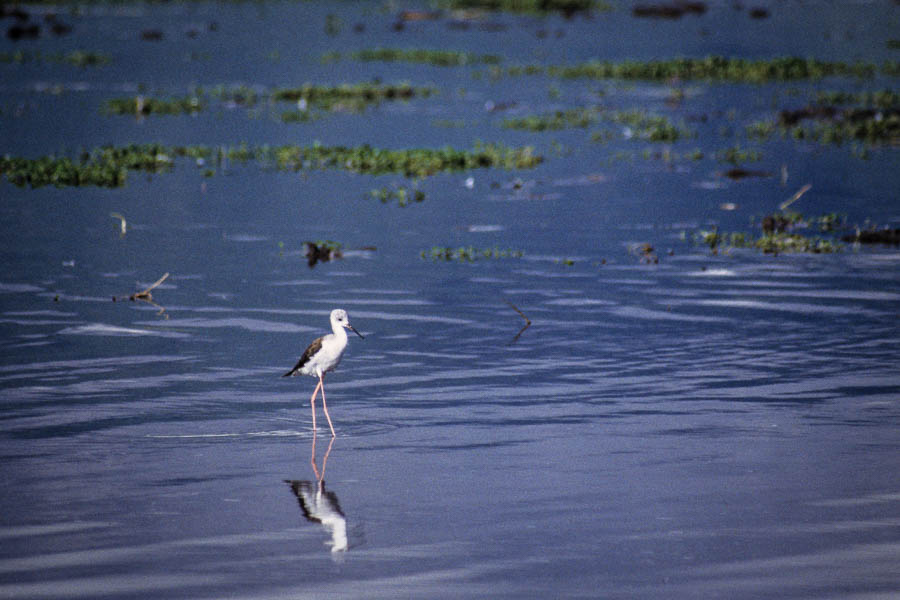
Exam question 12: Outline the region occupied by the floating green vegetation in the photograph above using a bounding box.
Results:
[104,83,437,122]
[749,211,805,232]
[794,109,900,146]
[603,109,691,141]
[503,106,691,141]
[751,211,847,234]
[434,0,609,13]
[103,95,205,116]
[271,82,437,109]
[324,13,342,36]
[345,48,502,67]
[422,246,524,261]
[747,104,900,147]
[716,145,763,164]
[813,212,845,233]
[745,120,777,140]
[0,145,171,189]
[62,50,110,68]
[496,56,899,82]
[698,230,841,254]
[207,84,261,107]
[280,109,320,123]
[0,50,111,67]
[883,62,900,77]
[814,89,900,109]
[102,82,437,118]
[691,212,848,255]
[0,142,542,188]
[370,185,425,207]
[502,107,598,131]
[432,118,466,128]
[0,154,126,188]
[256,142,542,177]
[640,147,705,162]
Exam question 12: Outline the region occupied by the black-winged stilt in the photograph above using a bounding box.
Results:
[283,309,363,437]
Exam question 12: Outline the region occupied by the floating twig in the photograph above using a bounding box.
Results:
[135,295,167,317]
[110,212,126,236]
[505,300,531,344]
[131,272,169,301]
[779,183,812,210]
[113,272,169,317]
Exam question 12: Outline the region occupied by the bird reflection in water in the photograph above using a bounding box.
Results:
[284,433,348,554]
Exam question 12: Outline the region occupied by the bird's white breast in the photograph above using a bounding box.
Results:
[304,333,346,376]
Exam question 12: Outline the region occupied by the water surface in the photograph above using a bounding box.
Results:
[2,1,900,598]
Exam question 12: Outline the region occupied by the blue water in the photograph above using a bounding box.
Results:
[2,1,900,598]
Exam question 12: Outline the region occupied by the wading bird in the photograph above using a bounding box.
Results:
[283,309,363,437]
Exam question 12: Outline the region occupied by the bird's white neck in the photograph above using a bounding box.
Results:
[330,319,348,341]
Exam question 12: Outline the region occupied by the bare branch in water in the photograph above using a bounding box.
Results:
[131,272,169,301]
[779,183,812,210]
[505,300,531,344]
[110,212,127,236]
[112,272,170,317]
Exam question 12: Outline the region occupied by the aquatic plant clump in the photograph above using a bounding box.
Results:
[422,246,524,261]
[814,90,900,109]
[0,144,178,188]
[435,0,608,13]
[270,82,438,108]
[716,145,763,164]
[700,230,841,254]
[0,50,111,67]
[370,186,425,207]
[103,83,438,118]
[104,95,205,116]
[0,154,125,188]
[603,110,692,141]
[502,107,598,131]
[691,212,850,255]
[748,104,900,147]
[0,142,542,188]
[349,48,502,67]
[261,142,541,177]
[792,109,900,147]
[280,110,320,123]
[498,56,898,82]
[502,106,691,141]
[207,84,261,107]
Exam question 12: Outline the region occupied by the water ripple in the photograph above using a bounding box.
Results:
[59,323,192,338]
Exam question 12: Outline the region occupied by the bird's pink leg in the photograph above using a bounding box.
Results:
[318,435,335,488]
[310,430,334,484]
[310,378,323,433]
[320,374,336,437]
[310,427,320,480]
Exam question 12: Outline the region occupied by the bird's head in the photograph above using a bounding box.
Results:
[331,309,364,338]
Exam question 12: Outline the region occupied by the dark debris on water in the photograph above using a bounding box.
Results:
[841,228,900,245]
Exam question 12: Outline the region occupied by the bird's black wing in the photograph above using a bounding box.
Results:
[284,480,319,523]
[282,336,324,377]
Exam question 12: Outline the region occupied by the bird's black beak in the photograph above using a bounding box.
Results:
[348,324,364,339]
